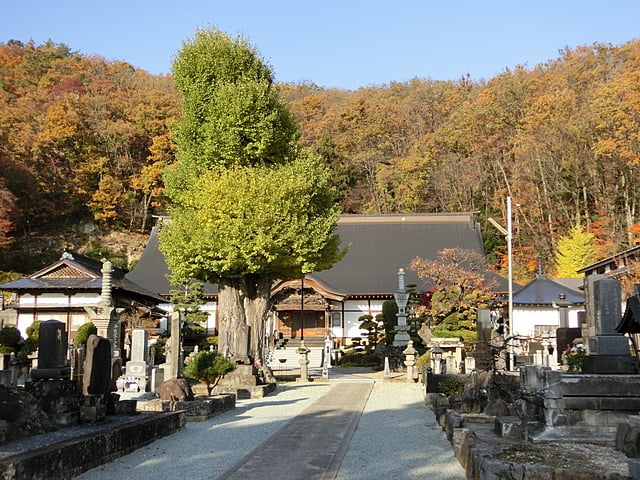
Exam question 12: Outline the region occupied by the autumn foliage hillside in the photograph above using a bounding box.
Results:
[3,39,640,279]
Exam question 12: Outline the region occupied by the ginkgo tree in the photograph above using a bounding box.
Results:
[554,225,597,278]
[160,28,344,377]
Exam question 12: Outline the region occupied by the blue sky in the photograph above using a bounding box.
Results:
[2,1,639,90]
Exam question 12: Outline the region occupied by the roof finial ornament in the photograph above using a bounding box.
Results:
[537,255,544,276]
[61,247,74,261]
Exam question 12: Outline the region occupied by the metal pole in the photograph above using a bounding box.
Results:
[300,276,304,341]
[507,196,514,370]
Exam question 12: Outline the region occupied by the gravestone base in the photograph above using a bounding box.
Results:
[588,335,630,355]
[140,394,235,421]
[211,383,277,399]
[45,395,84,427]
[210,365,276,399]
[216,365,258,387]
[80,404,106,423]
[30,367,71,380]
[26,378,77,397]
[114,399,138,415]
[582,355,639,374]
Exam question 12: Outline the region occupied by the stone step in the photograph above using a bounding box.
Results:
[267,346,324,369]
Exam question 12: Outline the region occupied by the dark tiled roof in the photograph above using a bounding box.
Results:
[0,251,165,305]
[309,214,496,295]
[127,213,510,298]
[512,274,585,306]
[125,226,219,297]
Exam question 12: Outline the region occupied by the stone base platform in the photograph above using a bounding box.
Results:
[0,411,184,480]
[211,382,277,399]
[139,394,236,421]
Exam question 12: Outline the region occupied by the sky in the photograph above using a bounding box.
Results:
[2,1,640,90]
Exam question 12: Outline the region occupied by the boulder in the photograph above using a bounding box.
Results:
[159,378,194,401]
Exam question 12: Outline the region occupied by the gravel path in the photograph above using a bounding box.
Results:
[335,382,465,480]
[72,379,465,480]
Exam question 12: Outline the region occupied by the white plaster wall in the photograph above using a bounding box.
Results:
[33,293,70,305]
[16,313,35,338]
[338,300,384,339]
[512,306,584,338]
[69,293,100,305]
[18,294,35,305]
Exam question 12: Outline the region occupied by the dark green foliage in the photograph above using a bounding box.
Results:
[83,241,128,269]
[358,314,383,353]
[0,326,22,353]
[183,350,236,395]
[74,322,97,346]
[374,344,405,370]
[381,300,398,345]
[17,320,41,360]
[150,336,167,365]
[439,376,465,396]
[338,350,380,367]
[198,335,218,352]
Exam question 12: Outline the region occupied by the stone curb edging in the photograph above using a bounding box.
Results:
[0,411,185,480]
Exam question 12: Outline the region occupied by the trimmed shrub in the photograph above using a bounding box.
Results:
[0,326,22,353]
[74,322,97,346]
[439,376,465,396]
[338,351,380,367]
[183,350,236,395]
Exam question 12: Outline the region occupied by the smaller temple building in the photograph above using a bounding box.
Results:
[0,250,166,346]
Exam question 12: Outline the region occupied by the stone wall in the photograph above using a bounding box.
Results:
[0,411,184,480]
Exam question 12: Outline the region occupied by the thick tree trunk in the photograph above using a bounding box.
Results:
[217,274,276,383]
[217,278,247,361]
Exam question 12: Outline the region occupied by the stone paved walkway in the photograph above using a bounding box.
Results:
[218,382,372,480]
[73,369,465,480]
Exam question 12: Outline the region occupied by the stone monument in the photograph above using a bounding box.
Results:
[403,340,418,382]
[28,320,82,427]
[91,260,121,356]
[30,320,71,380]
[393,268,410,347]
[297,341,310,382]
[82,334,112,395]
[120,329,150,393]
[81,334,112,420]
[581,276,636,374]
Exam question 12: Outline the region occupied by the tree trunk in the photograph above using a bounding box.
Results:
[217,278,247,361]
[217,274,276,383]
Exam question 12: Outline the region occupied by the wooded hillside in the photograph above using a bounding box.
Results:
[2,38,640,280]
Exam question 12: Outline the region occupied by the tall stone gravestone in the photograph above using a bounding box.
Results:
[81,334,112,420]
[31,319,71,380]
[28,320,81,427]
[474,309,494,371]
[582,276,636,374]
[83,334,112,395]
[123,329,150,392]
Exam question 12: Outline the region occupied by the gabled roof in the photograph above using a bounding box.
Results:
[127,213,511,299]
[307,213,506,296]
[512,274,584,306]
[125,225,219,298]
[0,250,165,305]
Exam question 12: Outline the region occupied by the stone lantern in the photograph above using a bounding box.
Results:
[403,340,418,382]
[297,340,310,382]
[431,346,444,374]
